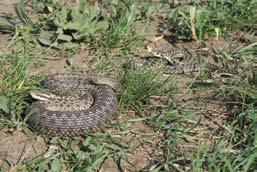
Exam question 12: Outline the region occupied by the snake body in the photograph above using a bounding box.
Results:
[127,48,240,85]
[132,48,200,73]
[134,48,233,75]
[26,74,118,137]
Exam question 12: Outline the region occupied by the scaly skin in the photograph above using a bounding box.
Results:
[133,48,234,75]
[26,74,118,137]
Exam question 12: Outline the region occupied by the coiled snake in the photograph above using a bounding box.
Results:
[26,74,118,137]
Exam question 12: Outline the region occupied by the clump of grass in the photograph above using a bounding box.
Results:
[223,77,257,144]
[167,0,257,40]
[190,140,257,171]
[101,3,144,49]
[0,48,42,128]
[117,67,170,108]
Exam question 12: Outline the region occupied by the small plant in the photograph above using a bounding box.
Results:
[167,5,192,40]
[28,0,109,49]
[117,67,170,108]
[0,49,42,127]
[40,1,108,42]
[101,2,144,49]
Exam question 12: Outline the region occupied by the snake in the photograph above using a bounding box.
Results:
[132,48,237,78]
[133,48,214,73]
[125,47,243,85]
[25,74,118,137]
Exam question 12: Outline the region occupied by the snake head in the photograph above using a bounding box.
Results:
[30,90,56,101]
[152,50,165,58]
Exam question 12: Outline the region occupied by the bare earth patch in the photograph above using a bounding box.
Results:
[0,128,47,171]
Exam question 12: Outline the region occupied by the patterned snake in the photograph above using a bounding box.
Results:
[133,48,218,73]
[126,47,241,85]
[25,74,118,137]
[133,48,236,77]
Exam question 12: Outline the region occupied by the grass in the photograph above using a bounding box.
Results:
[19,134,130,171]
[0,0,257,171]
[0,47,41,127]
[166,0,257,40]
[118,67,170,108]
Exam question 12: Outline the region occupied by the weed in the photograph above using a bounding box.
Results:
[101,1,147,49]
[117,67,170,109]
[36,1,109,43]
[19,134,129,171]
[190,140,257,171]
[167,0,257,40]
[0,48,42,128]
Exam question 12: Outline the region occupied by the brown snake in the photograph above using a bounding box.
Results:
[133,48,238,77]
[25,74,118,137]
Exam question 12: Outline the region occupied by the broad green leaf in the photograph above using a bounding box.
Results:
[78,0,87,12]
[65,22,82,30]
[80,22,94,34]
[96,21,109,30]
[71,0,87,21]
[37,37,52,46]
[57,34,72,42]
[51,158,61,172]
[0,16,15,32]
[14,3,31,25]
[88,6,98,21]
[0,95,9,113]
[60,6,68,22]
[72,32,86,41]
